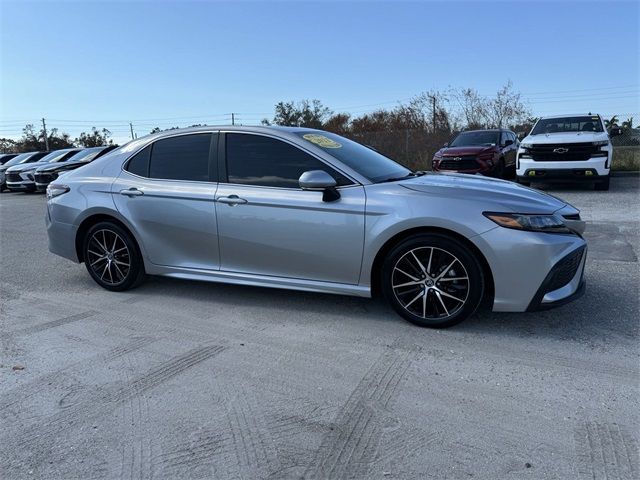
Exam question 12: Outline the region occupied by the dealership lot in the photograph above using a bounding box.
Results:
[1,179,638,479]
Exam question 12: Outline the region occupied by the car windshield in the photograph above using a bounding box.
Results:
[294,131,411,183]
[449,131,499,147]
[531,116,604,135]
[0,155,17,165]
[66,147,104,163]
[37,149,76,163]
[3,152,35,167]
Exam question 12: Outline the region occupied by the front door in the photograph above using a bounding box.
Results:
[215,132,365,284]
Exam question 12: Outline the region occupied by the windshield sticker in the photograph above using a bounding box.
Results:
[302,134,342,149]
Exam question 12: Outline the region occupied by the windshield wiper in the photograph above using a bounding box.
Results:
[377,172,422,183]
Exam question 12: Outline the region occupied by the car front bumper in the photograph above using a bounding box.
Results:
[517,156,610,180]
[472,227,588,312]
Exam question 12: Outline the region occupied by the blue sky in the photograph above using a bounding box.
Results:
[1,0,638,143]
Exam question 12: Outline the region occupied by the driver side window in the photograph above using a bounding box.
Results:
[225,133,353,188]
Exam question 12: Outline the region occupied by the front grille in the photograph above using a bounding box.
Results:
[545,248,584,293]
[527,143,599,162]
[35,173,54,183]
[439,155,479,170]
[6,173,22,183]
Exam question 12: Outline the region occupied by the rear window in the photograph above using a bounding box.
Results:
[531,116,604,135]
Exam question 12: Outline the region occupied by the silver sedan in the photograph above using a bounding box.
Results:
[45,126,587,328]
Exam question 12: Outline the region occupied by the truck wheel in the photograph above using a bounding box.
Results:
[516,178,531,187]
[594,175,610,191]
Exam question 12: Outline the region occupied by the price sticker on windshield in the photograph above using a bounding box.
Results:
[302,134,342,149]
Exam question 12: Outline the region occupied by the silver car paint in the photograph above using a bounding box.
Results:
[46,125,587,312]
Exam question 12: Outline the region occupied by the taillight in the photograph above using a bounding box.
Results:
[46,183,70,199]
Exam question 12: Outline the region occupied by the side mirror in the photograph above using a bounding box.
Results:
[504,139,514,147]
[609,126,623,137]
[299,170,340,202]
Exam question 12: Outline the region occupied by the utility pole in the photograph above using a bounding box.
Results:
[430,95,437,133]
[231,113,235,126]
[130,123,135,140]
[41,118,49,150]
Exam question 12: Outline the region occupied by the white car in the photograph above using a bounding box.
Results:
[516,114,622,190]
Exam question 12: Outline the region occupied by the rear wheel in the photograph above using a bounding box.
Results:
[382,234,484,328]
[594,175,610,191]
[83,221,146,291]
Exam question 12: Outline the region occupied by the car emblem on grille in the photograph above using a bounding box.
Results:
[453,156,462,161]
[553,147,569,154]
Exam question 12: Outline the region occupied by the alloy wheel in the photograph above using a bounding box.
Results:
[391,246,470,320]
[86,229,131,286]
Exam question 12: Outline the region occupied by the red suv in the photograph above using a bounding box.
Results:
[432,129,518,179]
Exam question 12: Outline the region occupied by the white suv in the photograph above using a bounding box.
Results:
[516,114,622,190]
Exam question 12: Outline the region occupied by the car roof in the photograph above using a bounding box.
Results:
[538,113,600,119]
[459,128,512,133]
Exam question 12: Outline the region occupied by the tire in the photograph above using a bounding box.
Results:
[594,175,610,191]
[83,221,146,291]
[382,233,484,328]
[493,158,505,179]
[516,178,531,187]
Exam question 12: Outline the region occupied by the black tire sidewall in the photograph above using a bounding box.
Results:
[382,234,484,328]
[83,221,144,291]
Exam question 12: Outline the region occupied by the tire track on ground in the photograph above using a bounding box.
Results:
[12,310,98,336]
[303,347,412,479]
[574,421,639,479]
[1,345,226,473]
[223,389,282,479]
[0,336,155,410]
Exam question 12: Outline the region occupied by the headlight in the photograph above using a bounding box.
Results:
[520,142,534,149]
[483,212,572,234]
[593,140,608,146]
[46,183,70,199]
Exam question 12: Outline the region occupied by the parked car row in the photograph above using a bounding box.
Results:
[0,146,117,193]
[432,113,622,190]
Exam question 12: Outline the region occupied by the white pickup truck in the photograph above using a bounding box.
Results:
[516,114,622,190]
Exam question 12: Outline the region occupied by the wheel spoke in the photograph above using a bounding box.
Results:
[410,251,426,274]
[422,291,427,318]
[393,280,422,289]
[100,262,109,280]
[404,290,424,309]
[436,259,458,281]
[87,249,103,258]
[90,256,106,267]
[434,290,449,315]
[395,268,419,282]
[426,248,433,275]
[113,246,128,254]
[437,289,465,304]
[113,262,125,280]
[438,276,468,282]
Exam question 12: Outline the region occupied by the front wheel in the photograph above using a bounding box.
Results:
[382,234,485,328]
[83,221,146,291]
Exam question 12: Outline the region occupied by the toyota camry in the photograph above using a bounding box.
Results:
[45,126,587,328]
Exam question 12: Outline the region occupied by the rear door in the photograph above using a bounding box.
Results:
[112,132,220,270]
[215,132,366,284]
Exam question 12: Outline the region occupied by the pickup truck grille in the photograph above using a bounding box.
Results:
[528,143,599,161]
[439,155,479,170]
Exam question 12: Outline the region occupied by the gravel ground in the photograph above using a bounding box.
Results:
[1,178,638,479]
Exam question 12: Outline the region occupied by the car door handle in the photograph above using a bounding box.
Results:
[217,195,247,206]
[120,188,144,197]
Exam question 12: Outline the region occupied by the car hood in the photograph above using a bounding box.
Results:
[522,131,609,145]
[36,161,84,173]
[439,145,494,156]
[400,172,568,214]
[6,162,49,173]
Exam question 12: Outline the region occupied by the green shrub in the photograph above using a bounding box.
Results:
[612,146,640,171]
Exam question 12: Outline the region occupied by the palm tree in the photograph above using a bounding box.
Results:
[604,115,619,128]
[621,117,633,129]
